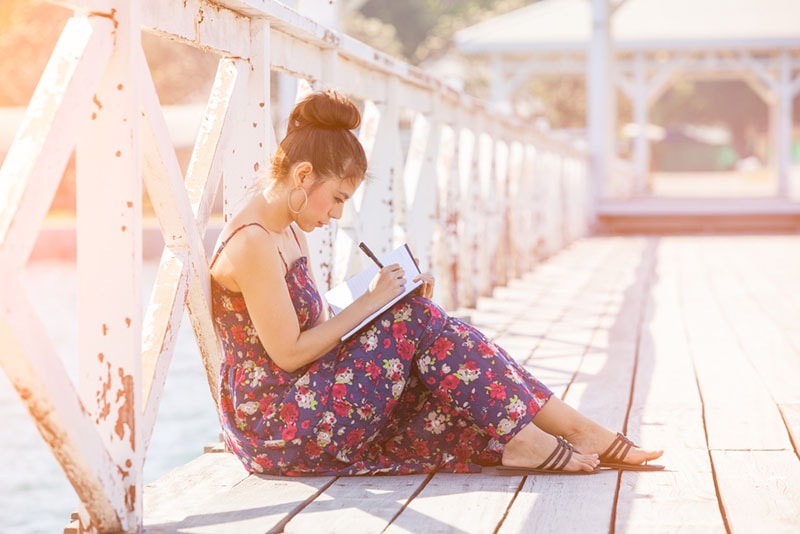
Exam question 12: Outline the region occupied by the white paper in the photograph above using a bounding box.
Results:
[325,244,422,341]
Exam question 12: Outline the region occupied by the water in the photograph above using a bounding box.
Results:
[0,262,221,533]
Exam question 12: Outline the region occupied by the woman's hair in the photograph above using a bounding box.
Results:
[272,90,368,188]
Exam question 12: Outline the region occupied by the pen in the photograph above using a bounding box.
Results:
[358,241,384,268]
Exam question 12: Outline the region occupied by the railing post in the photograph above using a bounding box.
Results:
[357,79,401,258]
[75,1,143,530]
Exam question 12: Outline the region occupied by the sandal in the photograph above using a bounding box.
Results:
[598,432,665,471]
[496,436,599,476]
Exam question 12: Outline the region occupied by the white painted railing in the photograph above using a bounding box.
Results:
[0,0,590,531]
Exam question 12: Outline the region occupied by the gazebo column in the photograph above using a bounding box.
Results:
[618,55,680,196]
[630,54,650,195]
[587,0,615,200]
[774,51,800,196]
[741,50,800,197]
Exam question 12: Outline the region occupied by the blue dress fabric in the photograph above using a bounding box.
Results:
[211,224,554,476]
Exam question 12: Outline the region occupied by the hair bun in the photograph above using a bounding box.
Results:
[288,90,361,133]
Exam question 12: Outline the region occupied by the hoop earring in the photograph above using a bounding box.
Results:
[287,186,309,215]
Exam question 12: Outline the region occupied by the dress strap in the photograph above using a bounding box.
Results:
[210,222,289,272]
[288,225,303,254]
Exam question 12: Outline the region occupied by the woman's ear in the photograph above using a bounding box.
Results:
[293,161,314,186]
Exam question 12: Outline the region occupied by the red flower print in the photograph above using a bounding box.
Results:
[231,324,247,345]
[477,341,494,356]
[333,399,352,417]
[366,361,382,382]
[396,338,414,360]
[280,403,299,423]
[441,374,460,390]
[487,382,506,400]
[304,441,322,457]
[254,455,273,470]
[345,428,365,447]
[331,383,347,399]
[392,321,407,338]
[430,338,454,360]
[282,424,297,441]
[231,296,247,313]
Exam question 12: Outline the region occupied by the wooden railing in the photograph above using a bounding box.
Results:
[0,0,590,531]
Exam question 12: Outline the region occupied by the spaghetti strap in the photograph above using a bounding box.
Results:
[288,225,303,255]
[210,222,289,272]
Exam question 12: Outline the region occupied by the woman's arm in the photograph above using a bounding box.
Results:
[223,228,407,373]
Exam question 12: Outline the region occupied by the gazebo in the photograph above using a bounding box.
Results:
[455,0,800,201]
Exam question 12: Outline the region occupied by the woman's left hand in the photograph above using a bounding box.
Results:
[412,272,435,299]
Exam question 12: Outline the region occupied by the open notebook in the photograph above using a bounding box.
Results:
[324,244,422,341]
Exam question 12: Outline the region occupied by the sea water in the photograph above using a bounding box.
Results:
[0,262,220,533]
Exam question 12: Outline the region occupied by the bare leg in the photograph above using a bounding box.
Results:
[531,396,663,465]
[502,421,599,472]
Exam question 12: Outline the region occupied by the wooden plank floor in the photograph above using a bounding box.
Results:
[143,235,800,533]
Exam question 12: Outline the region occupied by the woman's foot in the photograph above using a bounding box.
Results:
[530,396,663,468]
[565,429,664,468]
[502,422,599,473]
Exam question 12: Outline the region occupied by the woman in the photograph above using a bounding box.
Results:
[210,90,663,476]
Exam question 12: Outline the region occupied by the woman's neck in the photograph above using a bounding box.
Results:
[257,185,293,233]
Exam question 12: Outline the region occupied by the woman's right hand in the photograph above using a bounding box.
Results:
[363,264,407,312]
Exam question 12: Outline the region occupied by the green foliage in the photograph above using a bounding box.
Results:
[358,0,529,63]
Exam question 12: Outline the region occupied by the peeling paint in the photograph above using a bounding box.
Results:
[114,368,135,450]
[88,8,119,30]
[96,361,112,422]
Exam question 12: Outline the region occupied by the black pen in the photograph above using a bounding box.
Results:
[358,241,384,268]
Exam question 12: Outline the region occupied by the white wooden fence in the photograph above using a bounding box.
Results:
[0,0,590,531]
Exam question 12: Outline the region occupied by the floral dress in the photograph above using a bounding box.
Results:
[211,223,554,476]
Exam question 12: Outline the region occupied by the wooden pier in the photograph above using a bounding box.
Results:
[141,234,800,533]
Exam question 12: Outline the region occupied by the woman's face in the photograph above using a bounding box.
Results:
[296,175,360,232]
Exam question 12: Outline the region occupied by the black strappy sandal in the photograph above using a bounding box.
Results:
[598,432,665,471]
[496,436,599,476]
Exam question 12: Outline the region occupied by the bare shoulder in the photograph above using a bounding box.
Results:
[213,223,282,292]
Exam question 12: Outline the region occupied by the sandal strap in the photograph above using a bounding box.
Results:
[599,432,636,463]
[536,436,574,471]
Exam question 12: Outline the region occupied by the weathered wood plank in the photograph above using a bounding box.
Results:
[617,238,725,532]
[385,470,520,534]
[712,450,800,533]
[677,237,792,451]
[282,474,429,533]
[500,472,618,534]
[143,452,251,530]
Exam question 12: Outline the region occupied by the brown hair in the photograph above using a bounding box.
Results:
[272,90,368,188]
